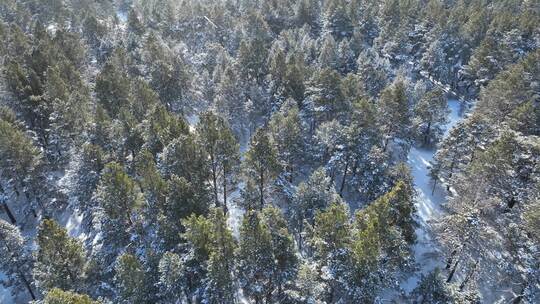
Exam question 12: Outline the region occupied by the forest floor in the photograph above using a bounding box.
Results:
[400,98,463,294]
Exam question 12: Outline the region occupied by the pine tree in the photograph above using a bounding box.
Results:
[309,200,351,302]
[196,111,241,211]
[413,88,450,146]
[348,212,381,302]
[95,54,131,118]
[261,206,298,300]
[203,209,236,303]
[323,0,353,38]
[0,118,44,215]
[244,127,280,208]
[34,219,87,293]
[133,149,167,212]
[356,180,415,269]
[378,81,411,150]
[410,269,452,303]
[180,214,212,302]
[214,66,248,135]
[160,133,210,195]
[114,254,147,304]
[0,220,35,300]
[43,288,100,304]
[295,0,320,29]
[142,104,189,156]
[284,56,306,102]
[290,167,337,248]
[94,162,143,251]
[268,99,305,183]
[356,49,389,97]
[268,45,288,95]
[71,143,105,216]
[158,174,208,249]
[150,54,191,111]
[318,33,338,69]
[306,68,346,124]
[337,39,356,73]
[157,252,185,301]
[295,261,326,303]
[237,210,275,303]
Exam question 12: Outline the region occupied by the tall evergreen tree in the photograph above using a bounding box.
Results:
[34,219,87,293]
[0,220,35,300]
[114,254,147,304]
[243,127,280,208]
[203,209,236,303]
[378,81,411,150]
[268,99,305,183]
[94,162,143,252]
[290,167,337,248]
[413,88,450,146]
[196,111,240,211]
[261,206,298,301]
[237,210,275,303]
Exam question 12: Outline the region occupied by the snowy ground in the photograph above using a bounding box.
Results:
[0,254,17,302]
[401,98,463,293]
[0,270,15,304]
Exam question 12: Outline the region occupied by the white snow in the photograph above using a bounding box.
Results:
[0,272,15,304]
[402,98,463,293]
[227,182,246,239]
[116,10,127,23]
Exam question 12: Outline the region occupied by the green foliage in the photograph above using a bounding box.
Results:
[237,210,275,303]
[158,174,208,249]
[94,162,143,248]
[143,104,189,156]
[34,219,87,292]
[115,254,146,304]
[196,111,240,209]
[44,288,100,304]
[310,200,351,259]
[203,209,236,303]
[290,167,337,245]
[268,99,305,182]
[244,127,280,208]
[0,219,35,300]
[0,118,42,192]
[413,88,450,146]
[157,252,185,300]
[95,54,131,118]
[378,80,411,148]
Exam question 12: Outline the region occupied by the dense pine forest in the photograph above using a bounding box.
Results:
[0,0,539,303]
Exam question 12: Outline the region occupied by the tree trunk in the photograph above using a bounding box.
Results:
[2,202,17,224]
[446,249,457,269]
[383,137,390,152]
[431,177,438,195]
[459,260,478,291]
[288,161,294,183]
[424,121,431,146]
[223,177,228,214]
[447,259,459,283]
[211,156,219,208]
[339,154,350,196]
[260,170,265,209]
[4,239,36,301]
[298,221,303,252]
[19,273,36,300]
